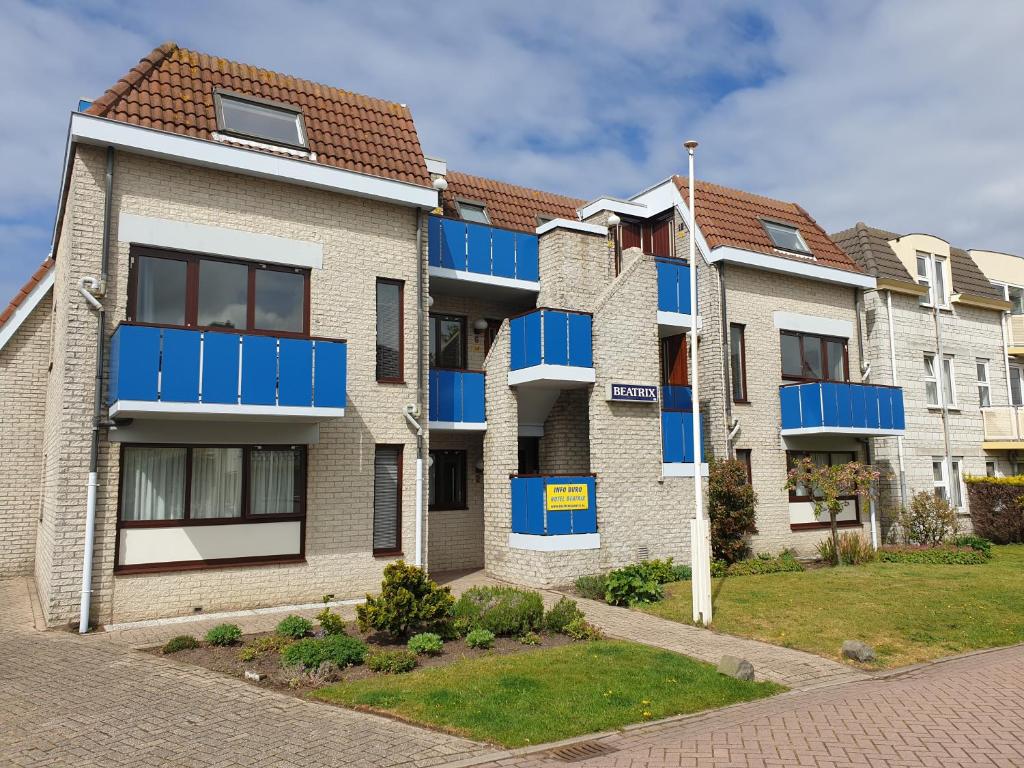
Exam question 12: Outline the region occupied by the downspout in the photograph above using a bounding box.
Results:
[885,290,908,509]
[934,297,954,508]
[414,210,426,568]
[718,262,734,457]
[78,146,113,634]
[854,289,878,548]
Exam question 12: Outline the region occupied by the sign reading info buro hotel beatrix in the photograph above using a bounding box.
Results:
[606,383,659,403]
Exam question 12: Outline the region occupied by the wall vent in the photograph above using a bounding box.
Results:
[637,545,650,561]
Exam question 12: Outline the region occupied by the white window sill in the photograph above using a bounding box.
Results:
[926,406,960,413]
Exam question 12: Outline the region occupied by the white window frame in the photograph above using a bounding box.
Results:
[916,251,950,308]
[976,359,991,408]
[950,458,964,509]
[1005,284,1024,316]
[932,458,949,501]
[762,220,811,255]
[214,90,308,150]
[455,199,491,225]
[925,353,956,408]
[924,353,939,406]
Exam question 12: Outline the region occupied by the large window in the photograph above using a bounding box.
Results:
[787,451,858,504]
[373,445,403,555]
[916,252,949,308]
[924,353,956,408]
[215,91,307,149]
[119,445,305,523]
[376,279,404,382]
[430,314,467,369]
[780,331,848,382]
[977,360,991,407]
[933,457,964,508]
[129,247,309,335]
[429,450,467,510]
[762,220,810,255]
[730,324,747,402]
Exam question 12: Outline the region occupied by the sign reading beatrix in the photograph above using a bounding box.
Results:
[606,382,659,403]
[545,483,589,511]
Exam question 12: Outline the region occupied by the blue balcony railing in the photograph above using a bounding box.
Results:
[509,309,593,371]
[661,384,693,411]
[656,258,694,315]
[428,215,539,283]
[428,368,485,426]
[779,381,905,435]
[511,475,597,536]
[108,324,346,414]
[661,410,706,464]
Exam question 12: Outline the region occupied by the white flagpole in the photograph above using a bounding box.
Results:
[685,140,712,626]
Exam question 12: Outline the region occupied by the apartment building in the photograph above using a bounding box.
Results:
[833,224,1010,532]
[0,42,911,627]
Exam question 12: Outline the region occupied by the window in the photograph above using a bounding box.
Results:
[536,215,554,227]
[916,254,932,307]
[1011,365,1024,407]
[924,353,956,408]
[932,458,964,508]
[932,459,948,501]
[736,449,752,484]
[660,334,689,386]
[119,445,305,523]
[762,220,810,254]
[518,437,540,475]
[376,279,404,382]
[456,201,490,224]
[619,215,674,259]
[780,331,848,382]
[215,92,307,149]
[429,450,467,510]
[129,247,309,335]
[786,451,858,502]
[373,445,403,555]
[1006,285,1024,315]
[916,252,949,307]
[977,360,991,407]
[730,324,747,402]
[986,460,996,478]
[430,314,467,369]
[933,256,948,306]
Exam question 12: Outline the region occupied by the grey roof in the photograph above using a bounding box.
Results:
[831,222,1005,302]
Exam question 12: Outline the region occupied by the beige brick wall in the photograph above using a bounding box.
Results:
[0,291,52,575]
[37,146,428,625]
[536,227,616,311]
[540,390,591,475]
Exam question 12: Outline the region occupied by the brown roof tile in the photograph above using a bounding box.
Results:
[673,176,862,274]
[950,246,1005,302]
[0,259,54,327]
[442,171,586,233]
[86,42,431,187]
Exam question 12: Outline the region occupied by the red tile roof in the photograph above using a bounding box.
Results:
[673,177,862,274]
[86,42,431,187]
[442,171,586,233]
[0,259,54,327]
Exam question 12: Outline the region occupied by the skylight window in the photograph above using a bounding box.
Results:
[762,220,811,255]
[215,92,307,149]
[457,201,490,225]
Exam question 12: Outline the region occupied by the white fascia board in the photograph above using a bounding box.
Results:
[508,365,596,387]
[508,532,601,551]
[427,420,487,432]
[70,113,439,209]
[536,218,606,236]
[109,400,345,421]
[657,311,702,332]
[0,269,54,352]
[773,311,853,339]
[577,197,648,220]
[662,463,710,478]
[708,246,877,289]
[629,179,715,261]
[428,265,539,293]
[119,213,323,270]
[779,426,905,437]
[425,156,447,175]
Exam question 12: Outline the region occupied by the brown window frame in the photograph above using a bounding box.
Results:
[429,449,468,511]
[730,323,748,402]
[429,313,468,370]
[660,334,689,386]
[780,330,849,383]
[373,444,404,557]
[127,245,311,338]
[736,449,752,485]
[785,450,861,530]
[619,213,675,260]
[376,278,405,384]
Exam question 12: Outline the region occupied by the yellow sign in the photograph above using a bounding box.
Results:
[545,483,589,511]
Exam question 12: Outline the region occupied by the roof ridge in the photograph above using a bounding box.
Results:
[446,170,586,207]
[673,174,800,212]
[87,41,177,117]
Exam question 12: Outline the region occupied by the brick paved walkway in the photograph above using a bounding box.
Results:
[459,643,1024,768]
[0,579,488,768]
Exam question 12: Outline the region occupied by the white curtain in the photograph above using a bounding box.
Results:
[191,448,242,519]
[251,449,297,515]
[121,447,186,521]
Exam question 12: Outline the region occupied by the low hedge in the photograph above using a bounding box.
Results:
[724,552,804,576]
[453,586,544,636]
[878,545,987,565]
[964,476,1024,543]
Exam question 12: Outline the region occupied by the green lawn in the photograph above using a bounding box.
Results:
[643,544,1024,668]
[313,640,782,747]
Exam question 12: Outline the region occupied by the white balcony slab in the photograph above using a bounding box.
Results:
[508,533,601,552]
[428,266,539,300]
[109,399,345,422]
[662,462,710,478]
[657,311,702,335]
[779,426,903,437]
[428,420,487,432]
[508,365,596,388]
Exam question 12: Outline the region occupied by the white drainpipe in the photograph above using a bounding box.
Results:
[404,407,425,566]
[885,289,908,509]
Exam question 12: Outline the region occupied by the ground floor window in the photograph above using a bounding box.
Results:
[933,457,964,509]
[518,436,540,475]
[785,450,859,529]
[429,450,467,510]
[373,445,403,555]
[735,449,752,484]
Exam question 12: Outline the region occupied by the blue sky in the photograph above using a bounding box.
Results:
[2,1,1023,299]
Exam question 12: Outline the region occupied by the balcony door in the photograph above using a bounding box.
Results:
[430,314,467,369]
[661,334,689,386]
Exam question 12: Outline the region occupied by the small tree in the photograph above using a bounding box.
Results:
[708,458,758,563]
[784,459,879,566]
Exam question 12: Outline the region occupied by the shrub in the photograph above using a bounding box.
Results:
[670,564,692,581]
[280,634,368,669]
[453,586,544,636]
[726,552,805,576]
[574,573,608,600]
[367,649,418,674]
[604,564,664,606]
[317,607,347,636]
[710,559,728,578]
[161,634,198,654]
[564,617,603,641]
[247,634,293,654]
[543,597,584,634]
[965,476,1024,544]
[205,623,243,647]
[407,632,443,656]
[817,532,877,566]
[954,534,993,559]
[519,631,541,645]
[465,628,495,649]
[276,614,313,639]
[709,458,759,563]
[356,561,455,638]
[878,545,987,565]
[893,491,959,546]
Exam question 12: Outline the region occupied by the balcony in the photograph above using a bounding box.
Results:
[428,368,486,431]
[656,258,699,334]
[982,406,1024,448]
[661,389,707,477]
[508,309,595,388]
[779,381,905,437]
[428,215,540,299]
[108,324,346,421]
[509,474,599,551]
